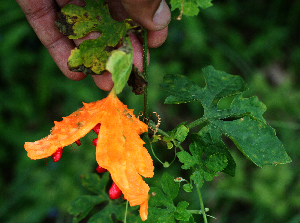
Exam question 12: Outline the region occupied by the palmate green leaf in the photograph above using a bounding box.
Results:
[69,195,107,223]
[170,0,213,17]
[161,66,247,107]
[69,172,138,223]
[145,173,196,222]
[175,201,192,221]
[88,202,139,223]
[162,66,291,168]
[69,172,110,222]
[177,140,223,187]
[211,117,292,167]
[56,0,138,75]
[192,131,236,176]
[80,172,109,194]
[177,150,198,169]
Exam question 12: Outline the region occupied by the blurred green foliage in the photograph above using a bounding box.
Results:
[1,0,300,222]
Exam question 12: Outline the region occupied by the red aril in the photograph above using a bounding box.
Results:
[109,182,122,199]
[92,123,101,135]
[75,139,81,146]
[92,138,98,146]
[96,165,107,173]
[52,148,63,162]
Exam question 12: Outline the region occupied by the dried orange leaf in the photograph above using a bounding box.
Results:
[24,92,153,221]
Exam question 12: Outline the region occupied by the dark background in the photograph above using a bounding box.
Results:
[1,0,300,222]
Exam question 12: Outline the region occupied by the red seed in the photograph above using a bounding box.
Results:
[92,138,98,146]
[96,165,107,173]
[75,139,81,146]
[52,148,63,162]
[92,123,101,135]
[109,182,122,199]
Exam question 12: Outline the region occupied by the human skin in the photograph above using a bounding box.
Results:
[16,0,171,91]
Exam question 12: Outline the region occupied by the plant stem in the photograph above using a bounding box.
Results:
[186,117,207,129]
[187,209,209,214]
[147,136,164,165]
[143,28,149,119]
[196,186,208,223]
[124,200,128,223]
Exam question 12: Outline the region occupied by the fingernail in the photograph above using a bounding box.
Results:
[153,0,171,28]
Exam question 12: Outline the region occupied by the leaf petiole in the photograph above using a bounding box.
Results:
[186,117,207,129]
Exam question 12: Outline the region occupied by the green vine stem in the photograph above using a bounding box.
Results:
[143,28,149,119]
[147,136,164,165]
[196,186,208,223]
[124,200,128,223]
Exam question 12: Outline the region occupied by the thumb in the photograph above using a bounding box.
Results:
[120,0,171,31]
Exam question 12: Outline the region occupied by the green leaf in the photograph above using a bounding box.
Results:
[190,169,204,188]
[149,187,174,208]
[204,153,228,172]
[162,66,291,167]
[161,66,247,108]
[170,0,213,17]
[182,183,193,193]
[146,173,183,222]
[175,201,192,221]
[161,172,180,200]
[212,117,292,167]
[107,37,133,94]
[69,195,106,222]
[88,202,138,223]
[56,0,138,75]
[158,122,189,149]
[173,124,189,142]
[80,172,109,194]
[177,151,198,170]
[69,172,139,223]
[192,131,236,176]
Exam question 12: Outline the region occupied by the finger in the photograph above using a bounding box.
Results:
[147,27,168,48]
[130,33,150,73]
[91,33,149,91]
[16,0,87,81]
[120,0,171,31]
[92,72,114,91]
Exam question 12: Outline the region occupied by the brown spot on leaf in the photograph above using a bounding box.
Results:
[55,12,76,36]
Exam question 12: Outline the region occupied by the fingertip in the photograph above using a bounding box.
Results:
[121,0,171,31]
[92,72,114,91]
[65,70,87,81]
[152,0,171,30]
[147,27,168,48]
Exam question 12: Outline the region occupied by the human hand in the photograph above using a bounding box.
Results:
[16,0,171,91]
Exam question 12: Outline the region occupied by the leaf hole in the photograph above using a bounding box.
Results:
[217,95,235,110]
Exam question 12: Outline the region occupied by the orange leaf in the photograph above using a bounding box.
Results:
[24,92,154,221]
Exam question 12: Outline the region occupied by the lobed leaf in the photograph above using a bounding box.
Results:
[88,203,139,223]
[211,117,292,167]
[69,195,106,222]
[145,173,187,222]
[56,0,138,75]
[162,66,291,168]
[170,0,213,17]
[80,172,109,194]
[175,201,192,221]
[161,172,180,200]
[177,151,198,170]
